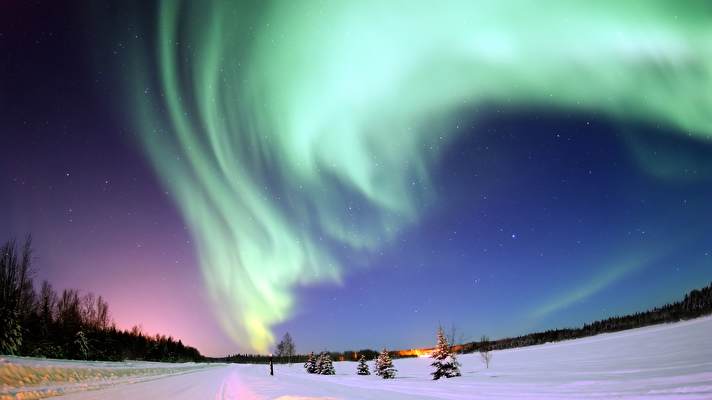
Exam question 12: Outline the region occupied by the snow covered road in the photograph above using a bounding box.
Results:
[3,316,711,399]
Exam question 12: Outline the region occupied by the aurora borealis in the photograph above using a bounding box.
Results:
[2,0,711,355]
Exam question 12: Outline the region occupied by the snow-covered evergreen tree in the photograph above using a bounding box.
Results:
[317,352,335,375]
[356,354,370,375]
[375,349,397,379]
[316,352,325,374]
[373,352,382,376]
[431,326,461,380]
[304,352,317,374]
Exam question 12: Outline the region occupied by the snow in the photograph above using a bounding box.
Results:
[2,316,711,399]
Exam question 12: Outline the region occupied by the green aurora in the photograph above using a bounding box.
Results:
[128,1,712,351]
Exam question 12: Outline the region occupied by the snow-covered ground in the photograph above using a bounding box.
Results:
[2,316,711,399]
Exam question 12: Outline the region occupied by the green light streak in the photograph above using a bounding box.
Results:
[128,1,712,351]
[531,253,659,319]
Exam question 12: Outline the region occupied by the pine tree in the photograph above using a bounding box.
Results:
[356,354,370,375]
[373,352,382,376]
[431,327,461,380]
[317,352,335,375]
[375,349,397,379]
[304,352,317,374]
[315,352,324,374]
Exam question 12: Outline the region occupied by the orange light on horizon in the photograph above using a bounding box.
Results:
[397,348,433,358]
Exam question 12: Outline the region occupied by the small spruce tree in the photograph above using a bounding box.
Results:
[315,352,324,374]
[304,352,318,374]
[375,349,397,379]
[431,327,461,380]
[318,352,335,375]
[373,351,382,376]
[356,354,370,375]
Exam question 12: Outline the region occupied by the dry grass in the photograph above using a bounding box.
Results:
[0,357,214,399]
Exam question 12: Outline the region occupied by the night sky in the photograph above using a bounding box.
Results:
[2,1,711,356]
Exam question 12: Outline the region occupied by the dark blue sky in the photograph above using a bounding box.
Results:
[2,1,711,356]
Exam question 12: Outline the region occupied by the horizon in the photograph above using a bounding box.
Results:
[2,0,712,358]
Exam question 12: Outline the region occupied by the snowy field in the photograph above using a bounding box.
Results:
[2,316,711,399]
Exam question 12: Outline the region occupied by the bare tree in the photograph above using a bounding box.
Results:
[38,280,57,336]
[447,323,465,352]
[95,295,110,330]
[479,335,492,368]
[0,237,35,314]
[81,292,97,328]
[275,332,295,364]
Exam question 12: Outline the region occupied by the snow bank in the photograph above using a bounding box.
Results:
[0,356,219,399]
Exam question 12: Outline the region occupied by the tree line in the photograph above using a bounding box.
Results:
[0,237,202,362]
[459,282,712,354]
[212,348,405,365]
[211,349,387,364]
